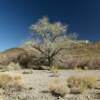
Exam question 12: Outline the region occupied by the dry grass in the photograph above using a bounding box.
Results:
[84,76,97,88]
[67,76,87,93]
[0,72,24,89]
[67,76,97,94]
[6,62,21,70]
[48,78,70,97]
[50,65,59,77]
[0,62,21,71]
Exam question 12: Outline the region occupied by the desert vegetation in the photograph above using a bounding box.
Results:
[67,76,97,94]
[0,72,24,90]
[48,75,98,97]
[22,17,79,69]
[0,17,100,70]
[0,17,100,100]
[0,70,99,100]
[17,17,99,70]
[48,78,70,97]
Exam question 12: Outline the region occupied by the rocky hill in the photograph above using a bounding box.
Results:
[0,41,100,70]
[0,48,28,66]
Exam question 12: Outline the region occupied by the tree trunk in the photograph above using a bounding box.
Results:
[48,56,52,67]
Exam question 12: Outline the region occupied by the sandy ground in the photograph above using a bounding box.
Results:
[1,70,100,100]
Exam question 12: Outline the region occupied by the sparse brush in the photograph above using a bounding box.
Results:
[74,66,83,71]
[50,65,59,77]
[48,78,70,97]
[67,76,87,93]
[84,76,97,88]
[51,65,58,71]
[0,62,21,71]
[6,62,21,70]
[67,76,97,94]
[0,72,24,90]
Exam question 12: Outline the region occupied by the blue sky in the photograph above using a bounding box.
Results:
[0,0,100,51]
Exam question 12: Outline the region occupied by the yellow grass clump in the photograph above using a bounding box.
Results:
[48,78,70,97]
[84,76,97,88]
[0,72,24,88]
[67,75,97,94]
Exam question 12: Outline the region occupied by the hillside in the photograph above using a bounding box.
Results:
[0,40,100,70]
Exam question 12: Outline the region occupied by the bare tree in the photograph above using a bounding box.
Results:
[24,17,78,67]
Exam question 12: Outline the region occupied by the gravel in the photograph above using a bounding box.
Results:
[0,69,100,100]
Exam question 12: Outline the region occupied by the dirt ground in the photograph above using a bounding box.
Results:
[1,70,100,100]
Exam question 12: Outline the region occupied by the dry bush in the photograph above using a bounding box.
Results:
[63,57,87,69]
[0,72,24,89]
[84,76,97,88]
[88,58,100,69]
[51,65,65,70]
[67,76,97,94]
[67,76,87,94]
[50,65,65,77]
[75,58,89,69]
[73,57,100,70]
[0,62,21,71]
[6,62,21,70]
[61,57,78,69]
[74,67,84,73]
[50,65,59,77]
[48,78,70,97]
[57,56,100,70]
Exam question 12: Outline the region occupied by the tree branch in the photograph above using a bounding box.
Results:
[30,44,44,54]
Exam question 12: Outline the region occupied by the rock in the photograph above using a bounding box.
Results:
[41,66,50,70]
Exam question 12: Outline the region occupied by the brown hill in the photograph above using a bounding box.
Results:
[0,48,28,67]
[0,41,100,69]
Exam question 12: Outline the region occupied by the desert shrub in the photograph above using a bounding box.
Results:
[50,65,60,77]
[0,65,6,70]
[74,66,83,71]
[65,58,78,69]
[61,56,90,69]
[84,76,97,88]
[0,72,24,89]
[6,62,21,70]
[50,65,59,71]
[48,78,70,97]
[51,65,65,70]
[67,76,97,94]
[88,58,100,69]
[0,62,21,71]
[76,58,89,69]
[67,76,87,93]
